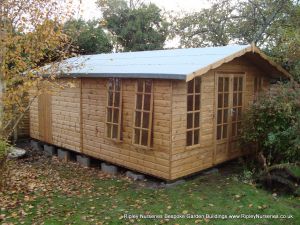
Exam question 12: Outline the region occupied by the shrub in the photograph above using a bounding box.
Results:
[240,81,300,167]
[0,139,9,190]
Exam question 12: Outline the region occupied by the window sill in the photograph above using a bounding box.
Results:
[105,138,123,144]
[185,144,201,150]
[132,144,153,151]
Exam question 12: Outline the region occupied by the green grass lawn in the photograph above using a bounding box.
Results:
[0,149,299,225]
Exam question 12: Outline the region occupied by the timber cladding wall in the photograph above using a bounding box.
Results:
[30,78,172,179]
[81,79,171,179]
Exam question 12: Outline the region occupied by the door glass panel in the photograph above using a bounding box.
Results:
[238,93,243,105]
[217,110,222,124]
[239,77,243,91]
[218,94,223,108]
[234,77,238,91]
[223,109,228,123]
[217,126,222,140]
[218,77,223,92]
[233,123,237,137]
[224,78,229,92]
[223,124,228,138]
[224,93,229,107]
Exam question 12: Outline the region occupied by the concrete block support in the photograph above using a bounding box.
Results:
[101,162,118,175]
[44,144,56,156]
[57,149,71,161]
[125,171,145,181]
[165,179,185,188]
[76,155,91,167]
[30,140,43,151]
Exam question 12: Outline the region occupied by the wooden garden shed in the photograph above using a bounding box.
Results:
[29,44,290,180]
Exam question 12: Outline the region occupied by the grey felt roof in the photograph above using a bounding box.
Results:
[49,45,253,80]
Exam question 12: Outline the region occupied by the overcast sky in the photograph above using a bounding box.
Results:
[75,0,211,20]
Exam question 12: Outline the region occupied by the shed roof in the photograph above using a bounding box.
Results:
[48,44,290,81]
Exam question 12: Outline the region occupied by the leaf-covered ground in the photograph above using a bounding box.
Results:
[0,144,299,225]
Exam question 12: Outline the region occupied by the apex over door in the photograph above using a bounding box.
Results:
[214,73,245,164]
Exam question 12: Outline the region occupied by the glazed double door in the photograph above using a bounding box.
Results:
[214,73,245,164]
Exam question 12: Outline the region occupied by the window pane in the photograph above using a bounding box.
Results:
[142,112,149,128]
[238,93,242,105]
[187,80,194,93]
[237,122,242,135]
[223,109,228,123]
[186,131,193,146]
[144,94,151,111]
[113,109,119,123]
[223,124,228,139]
[233,93,237,107]
[237,107,242,120]
[187,95,193,111]
[112,125,118,139]
[114,92,120,107]
[108,79,114,91]
[137,80,143,92]
[234,77,238,91]
[108,91,113,106]
[107,108,112,122]
[218,94,223,108]
[218,77,223,92]
[195,94,200,110]
[194,112,200,128]
[194,129,199,145]
[141,130,148,146]
[224,78,229,92]
[217,110,222,125]
[187,113,193,129]
[232,108,237,122]
[224,93,229,107]
[115,78,121,91]
[137,94,143,110]
[145,80,152,93]
[217,126,222,140]
[239,77,243,91]
[195,78,201,93]
[134,129,140,144]
[135,111,141,127]
[106,124,111,138]
[232,123,236,137]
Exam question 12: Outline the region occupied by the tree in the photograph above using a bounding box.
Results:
[63,19,112,55]
[97,0,169,51]
[0,0,79,190]
[172,0,300,80]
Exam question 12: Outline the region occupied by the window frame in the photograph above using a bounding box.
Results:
[105,78,122,142]
[186,77,202,147]
[132,79,153,149]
